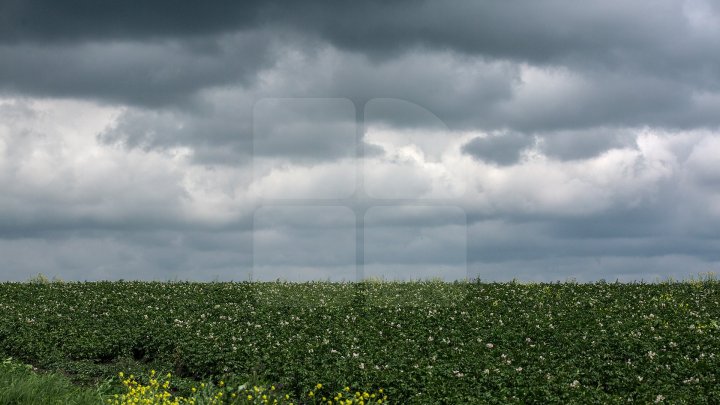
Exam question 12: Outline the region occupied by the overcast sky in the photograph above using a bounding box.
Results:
[2,0,720,282]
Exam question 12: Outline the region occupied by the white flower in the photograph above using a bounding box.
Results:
[654,394,665,403]
[570,380,580,388]
[486,343,494,349]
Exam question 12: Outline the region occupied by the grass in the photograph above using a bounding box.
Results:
[0,358,106,405]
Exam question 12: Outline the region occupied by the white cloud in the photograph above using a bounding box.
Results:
[0,97,254,228]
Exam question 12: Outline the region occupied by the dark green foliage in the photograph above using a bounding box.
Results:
[1,280,719,403]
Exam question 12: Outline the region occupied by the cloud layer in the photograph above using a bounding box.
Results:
[1,1,719,281]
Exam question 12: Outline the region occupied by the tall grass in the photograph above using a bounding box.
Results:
[0,358,103,405]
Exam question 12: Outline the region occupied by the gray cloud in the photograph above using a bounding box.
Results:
[462,132,535,166]
[537,128,638,161]
[253,98,357,163]
[2,1,720,281]
[0,31,276,106]
[0,0,265,43]
[97,100,256,165]
[1,1,718,108]
[469,255,719,283]
[0,229,253,282]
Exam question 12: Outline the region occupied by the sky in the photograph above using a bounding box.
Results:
[1,0,720,282]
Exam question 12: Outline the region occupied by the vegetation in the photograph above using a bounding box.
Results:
[1,277,719,403]
[108,372,386,405]
[0,357,104,405]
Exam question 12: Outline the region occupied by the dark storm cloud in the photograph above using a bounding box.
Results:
[0,0,265,43]
[1,0,719,142]
[461,133,534,166]
[97,102,256,165]
[7,0,707,81]
[0,32,275,106]
[98,96,368,165]
[279,0,720,95]
[2,0,720,104]
[461,126,640,163]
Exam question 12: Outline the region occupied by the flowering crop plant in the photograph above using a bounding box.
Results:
[109,371,386,405]
[1,277,719,403]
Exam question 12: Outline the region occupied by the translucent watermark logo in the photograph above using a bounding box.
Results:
[252,98,469,292]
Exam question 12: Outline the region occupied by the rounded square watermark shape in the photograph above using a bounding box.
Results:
[252,205,357,307]
[252,98,358,200]
[363,205,469,307]
[363,98,468,199]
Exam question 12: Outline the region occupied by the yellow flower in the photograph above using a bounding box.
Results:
[316,383,323,389]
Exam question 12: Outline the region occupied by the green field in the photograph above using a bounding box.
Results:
[1,279,719,403]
